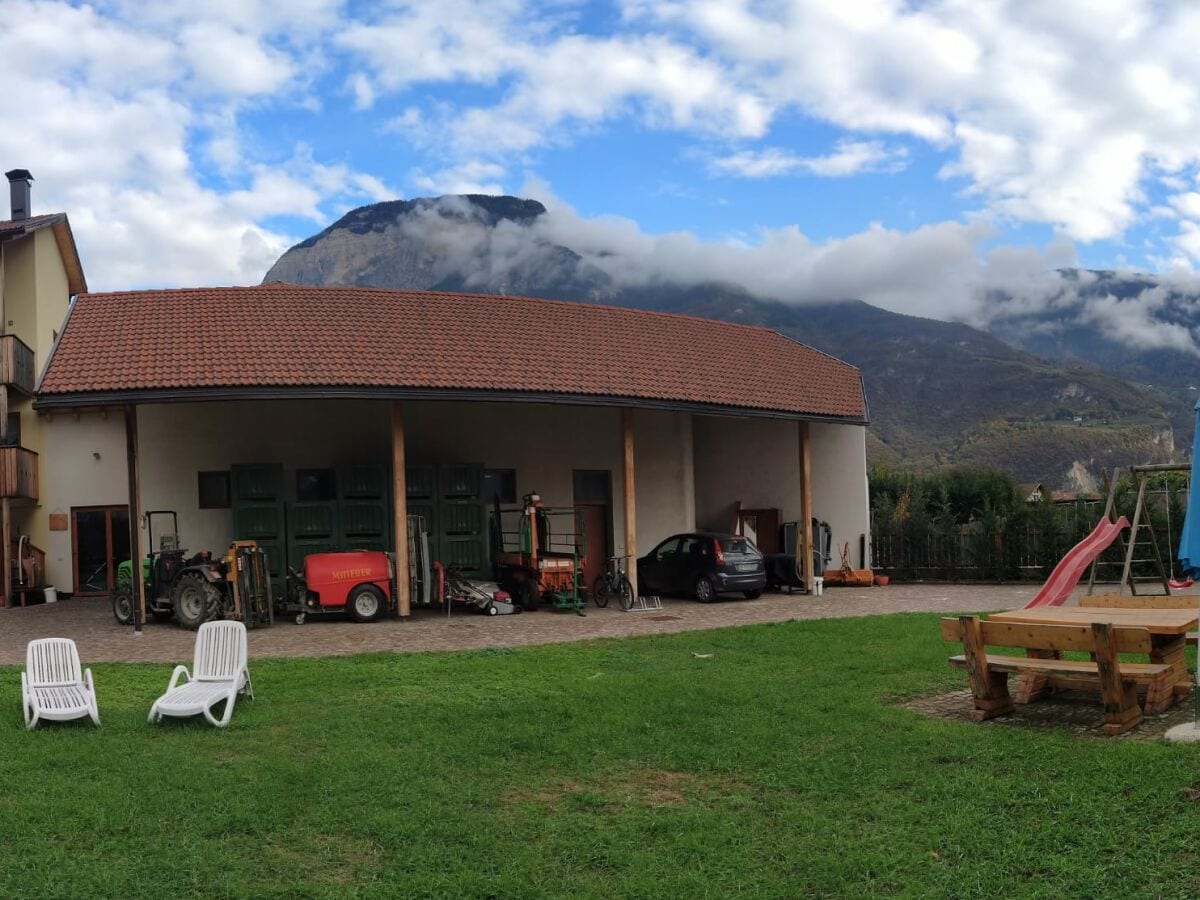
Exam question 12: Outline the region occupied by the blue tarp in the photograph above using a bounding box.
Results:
[1179,402,1200,579]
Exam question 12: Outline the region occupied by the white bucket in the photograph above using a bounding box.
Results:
[812,577,824,596]
[44,587,57,604]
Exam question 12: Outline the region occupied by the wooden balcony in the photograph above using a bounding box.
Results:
[0,447,38,501]
[0,335,35,395]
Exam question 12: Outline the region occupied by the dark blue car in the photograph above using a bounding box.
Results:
[638,532,766,602]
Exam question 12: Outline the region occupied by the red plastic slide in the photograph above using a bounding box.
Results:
[1022,516,1130,608]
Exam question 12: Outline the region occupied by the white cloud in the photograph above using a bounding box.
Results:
[507,181,1199,354]
[179,22,296,95]
[0,0,391,289]
[622,1,1200,246]
[412,161,507,196]
[710,140,908,178]
[338,3,771,157]
[9,0,1200,304]
[348,72,375,110]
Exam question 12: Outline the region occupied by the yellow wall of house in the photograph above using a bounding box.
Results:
[35,410,129,589]
[31,229,71,367]
[2,229,75,573]
[1,236,37,349]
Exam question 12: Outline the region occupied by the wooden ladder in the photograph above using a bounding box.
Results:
[1119,469,1171,596]
[1088,466,1173,596]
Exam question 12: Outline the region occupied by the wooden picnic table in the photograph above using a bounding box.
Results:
[988,606,1197,711]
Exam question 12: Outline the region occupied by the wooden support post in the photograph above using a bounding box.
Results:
[622,408,637,598]
[798,421,814,593]
[1092,622,1141,735]
[958,615,1014,720]
[124,405,145,633]
[391,401,411,618]
[2,498,10,608]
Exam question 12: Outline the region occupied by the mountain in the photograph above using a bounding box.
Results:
[264,196,1189,488]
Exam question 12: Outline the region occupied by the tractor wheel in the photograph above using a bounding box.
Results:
[172,573,220,630]
[515,580,539,612]
[346,584,385,623]
[112,590,134,626]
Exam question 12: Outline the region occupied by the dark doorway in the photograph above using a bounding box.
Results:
[572,470,612,592]
[738,507,781,554]
[71,505,130,595]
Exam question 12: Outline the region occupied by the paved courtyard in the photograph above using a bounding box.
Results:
[0,582,1043,665]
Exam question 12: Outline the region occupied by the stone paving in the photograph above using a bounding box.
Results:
[0,582,1038,665]
[904,688,1196,741]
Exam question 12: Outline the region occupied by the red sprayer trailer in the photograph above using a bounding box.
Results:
[282,515,431,624]
[285,549,394,624]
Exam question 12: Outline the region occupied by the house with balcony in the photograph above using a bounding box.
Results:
[0,169,86,604]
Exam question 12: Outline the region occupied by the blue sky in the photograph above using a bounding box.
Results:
[4,0,1200,333]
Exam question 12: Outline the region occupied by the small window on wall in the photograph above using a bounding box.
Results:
[0,412,20,447]
[296,468,336,502]
[483,468,517,504]
[197,471,231,509]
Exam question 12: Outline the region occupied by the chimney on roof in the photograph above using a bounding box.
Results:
[5,169,32,221]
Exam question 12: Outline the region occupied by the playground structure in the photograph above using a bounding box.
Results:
[1086,464,1189,598]
[1022,463,1191,609]
[1022,515,1129,608]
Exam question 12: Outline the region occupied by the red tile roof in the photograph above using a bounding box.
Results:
[37,284,867,420]
[0,212,61,237]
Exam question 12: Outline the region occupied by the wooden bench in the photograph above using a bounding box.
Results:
[940,615,1171,735]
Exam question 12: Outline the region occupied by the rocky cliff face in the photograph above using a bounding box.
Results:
[263,194,1188,486]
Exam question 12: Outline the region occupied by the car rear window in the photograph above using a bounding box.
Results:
[720,538,752,553]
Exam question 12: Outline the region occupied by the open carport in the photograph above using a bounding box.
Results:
[34,283,871,627]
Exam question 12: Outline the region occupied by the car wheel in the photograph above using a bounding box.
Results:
[694,576,716,603]
[743,588,763,600]
[346,584,385,622]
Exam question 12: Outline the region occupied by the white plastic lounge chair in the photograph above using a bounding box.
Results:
[22,638,100,729]
[148,621,253,728]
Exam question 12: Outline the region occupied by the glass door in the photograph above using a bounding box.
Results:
[71,506,129,595]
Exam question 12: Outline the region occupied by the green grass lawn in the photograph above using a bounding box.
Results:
[4,613,1200,898]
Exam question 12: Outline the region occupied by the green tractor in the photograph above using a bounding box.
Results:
[112,510,232,630]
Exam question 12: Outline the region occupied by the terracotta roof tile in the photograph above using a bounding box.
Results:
[38,284,867,419]
[0,213,63,238]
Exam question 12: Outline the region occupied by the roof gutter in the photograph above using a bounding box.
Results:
[35,384,870,425]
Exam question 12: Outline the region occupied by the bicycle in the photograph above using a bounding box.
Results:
[592,555,635,611]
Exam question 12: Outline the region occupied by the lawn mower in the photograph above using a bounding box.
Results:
[437,562,521,616]
[112,510,272,630]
